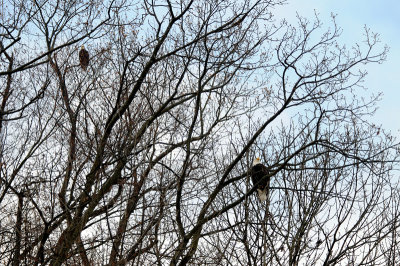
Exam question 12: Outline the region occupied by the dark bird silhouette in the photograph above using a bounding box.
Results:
[250,157,270,201]
[79,45,89,71]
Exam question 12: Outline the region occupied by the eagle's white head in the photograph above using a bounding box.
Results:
[252,157,261,166]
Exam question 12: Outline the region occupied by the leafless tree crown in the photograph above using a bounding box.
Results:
[0,0,399,265]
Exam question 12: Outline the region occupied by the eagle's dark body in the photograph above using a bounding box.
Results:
[250,158,270,201]
[79,46,89,71]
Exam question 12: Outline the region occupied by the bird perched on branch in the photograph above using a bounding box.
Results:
[250,157,270,202]
[79,45,89,71]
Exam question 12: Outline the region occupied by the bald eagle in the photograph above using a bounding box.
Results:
[250,157,270,202]
[79,45,89,71]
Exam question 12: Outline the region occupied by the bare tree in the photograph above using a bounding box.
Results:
[0,0,399,265]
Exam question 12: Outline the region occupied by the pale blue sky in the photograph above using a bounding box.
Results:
[276,0,400,134]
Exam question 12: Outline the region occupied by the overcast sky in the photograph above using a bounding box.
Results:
[275,0,400,134]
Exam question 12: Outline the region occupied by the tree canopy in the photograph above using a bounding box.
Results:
[0,0,399,265]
